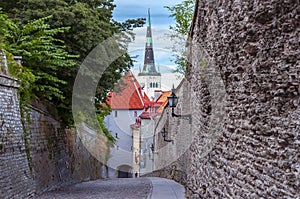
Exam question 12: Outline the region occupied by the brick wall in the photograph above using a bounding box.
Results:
[152,0,300,198]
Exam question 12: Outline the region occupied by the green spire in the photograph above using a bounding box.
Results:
[147,8,151,27]
[138,8,161,77]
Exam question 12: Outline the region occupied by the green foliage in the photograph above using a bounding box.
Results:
[96,107,115,144]
[0,10,34,107]
[5,15,77,101]
[165,0,195,35]
[74,106,115,144]
[165,0,195,74]
[6,52,35,107]
[117,18,146,31]
[0,1,144,143]
[0,9,77,117]
[0,9,15,49]
[1,0,141,127]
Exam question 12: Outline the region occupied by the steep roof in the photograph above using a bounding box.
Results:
[138,8,160,76]
[156,91,172,113]
[139,91,172,119]
[106,71,150,110]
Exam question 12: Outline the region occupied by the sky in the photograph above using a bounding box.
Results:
[113,0,183,26]
[113,0,184,89]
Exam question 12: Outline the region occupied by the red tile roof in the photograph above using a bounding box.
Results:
[105,71,150,110]
[139,111,160,119]
[139,91,172,119]
[156,91,172,113]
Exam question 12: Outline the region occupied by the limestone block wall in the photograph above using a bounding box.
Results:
[152,0,300,198]
[150,79,192,187]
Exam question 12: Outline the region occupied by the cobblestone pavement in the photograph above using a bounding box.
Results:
[37,178,152,199]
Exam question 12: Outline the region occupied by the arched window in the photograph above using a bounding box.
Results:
[155,82,158,88]
[150,82,153,88]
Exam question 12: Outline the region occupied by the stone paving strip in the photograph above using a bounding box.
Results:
[37,178,152,199]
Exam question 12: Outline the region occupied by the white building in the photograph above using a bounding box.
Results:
[104,71,150,178]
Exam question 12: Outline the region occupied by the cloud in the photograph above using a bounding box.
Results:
[128,26,184,70]
[114,0,185,87]
[131,68,183,91]
[113,0,183,25]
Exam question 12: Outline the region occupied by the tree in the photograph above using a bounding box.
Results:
[165,0,196,74]
[0,0,145,127]
[0,11,77,107]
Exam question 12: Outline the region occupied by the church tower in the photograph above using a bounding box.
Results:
[138,8,161,99]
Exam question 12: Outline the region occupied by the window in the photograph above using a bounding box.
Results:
[156,82,158,88]
[134,111,137,117]
[150,82,153,88]
[114,111,117,117]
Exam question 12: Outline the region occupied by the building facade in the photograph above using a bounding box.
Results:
[104,71,150,178]
[134,91,172,176]
[104,9,172,178]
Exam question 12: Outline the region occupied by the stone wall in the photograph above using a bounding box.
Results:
[24,105,106,196]
[0,74,35,198]
[152,0,300,198]
[0,54,108,198]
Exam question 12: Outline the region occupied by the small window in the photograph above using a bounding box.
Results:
[115,111,117,117]
[150,83,153,88]
[134,111,137,117]
[156,82,158,88]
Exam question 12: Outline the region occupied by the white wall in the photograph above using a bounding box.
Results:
[137,75,161,99]
[104,109,144,178]
[139,117,159,175]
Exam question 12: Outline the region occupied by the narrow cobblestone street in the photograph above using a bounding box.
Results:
[37,178,152,199]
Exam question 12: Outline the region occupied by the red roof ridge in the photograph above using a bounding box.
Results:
[105,71,150,110]
[132,73,144,107]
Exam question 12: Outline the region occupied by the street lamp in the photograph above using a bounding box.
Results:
[167,86,192,124]
[161,127,173,143]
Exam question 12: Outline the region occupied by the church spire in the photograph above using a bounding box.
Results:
[147,7,151,27]
[138,8,161,76]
